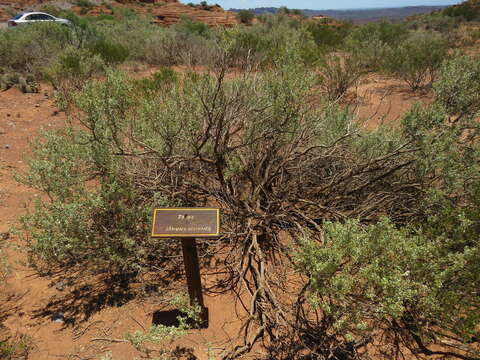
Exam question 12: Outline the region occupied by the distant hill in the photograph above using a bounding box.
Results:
[230,6,451,23]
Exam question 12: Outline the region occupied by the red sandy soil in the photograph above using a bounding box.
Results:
[0,72,431,359]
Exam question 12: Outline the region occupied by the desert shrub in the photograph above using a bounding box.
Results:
[317,53,364,102]
[0,23,71,75]
[383,31,449,90]
[174,17,212,38]
[75,0,95,15]
[61,11,98,49]
[44,46,105,109]
[219,20,320,67]
[20,46,480,359]
[433,55,480,115]
[236,10,255,24]
[89,38,129,64]
[126,294,201,357]
[408,12,460,33]
[134,67,178,94]
[306,22,352,49]
[345,20,409,70]
[443,3,480,21]
[296,215,480,360]
[0,73,38,93]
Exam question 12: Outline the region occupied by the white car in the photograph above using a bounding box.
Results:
[7,12,71,27]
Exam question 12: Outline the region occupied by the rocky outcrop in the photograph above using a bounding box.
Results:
[0,0,238,25]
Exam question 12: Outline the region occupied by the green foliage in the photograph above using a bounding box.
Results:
[408,12,460,33]
[43,46,105,109]
[296,216,480,358]
[346,20,408,70]
[443,3,480,21]
[89,38,130,64]
[18,72,176,275]
[134,67,178,94]
[306,22,352,49]
[219,18,320,67]
[433,55,480,115]
[317,53,365,102]
[126,294,201,356]
[175,17,211,38]
[75,0,95,15]
[383,31,449,90]
[0,335,33,360]
[0,72,38,93]
[0,23,71,76]
[236,9,255,24]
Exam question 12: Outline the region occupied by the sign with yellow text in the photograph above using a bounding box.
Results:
[151,208,220,238]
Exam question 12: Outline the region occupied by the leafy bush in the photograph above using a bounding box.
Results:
[296,216,480,360]
[433,55,480,115]
[236,10,255,25]
[443,3,480,21]
[0,73,38,93]
[89,39,129,64]
[0,23,71,75]
[134,67,178,94]
[174,17,211,38]
[219,19,320,67]
[306,22,352,49]
[346,20,408,70]
[317,53,364,102]
[75,0,95,15]
[44,46,105,109]
[383,31,449,90]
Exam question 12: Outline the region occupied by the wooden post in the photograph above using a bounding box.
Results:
[181,237,208,327]
[181,237,204,307]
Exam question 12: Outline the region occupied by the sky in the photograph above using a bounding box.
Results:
[185,0,461,10]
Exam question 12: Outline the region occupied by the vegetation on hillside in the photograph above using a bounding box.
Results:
[1,5,480,359]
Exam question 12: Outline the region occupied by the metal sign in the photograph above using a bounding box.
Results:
[150,207,221,328]
[151,208,220,238]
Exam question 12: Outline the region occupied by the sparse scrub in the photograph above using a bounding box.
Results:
[236,10,255,25]
[383,31,449,90]
[306,22,352,49]
[0,23,71,76]
[433,55,480,115]
[317,53,364,102]
[44,46,105,109]
[443,3,480,21]
[75,0,95,15]
[89,38,129,64]
[0,73,38,93]
[346,20,408,70]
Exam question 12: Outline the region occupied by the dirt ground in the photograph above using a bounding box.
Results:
[0,72,432,360]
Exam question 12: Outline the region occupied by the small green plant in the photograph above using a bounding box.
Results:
[0,335,33,360]
[125,294,201,357]
[134,67,178,93]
